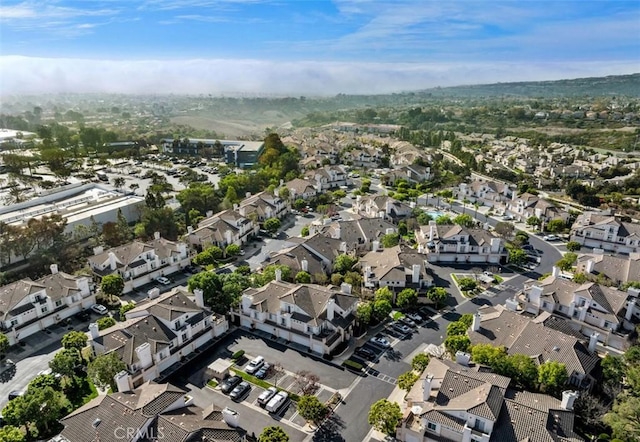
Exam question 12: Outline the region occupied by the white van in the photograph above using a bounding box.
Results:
[265,391,289,413]
[245,355,265,375]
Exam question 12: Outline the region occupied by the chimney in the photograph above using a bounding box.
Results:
[89,323,100,340]
[148,287,161,299]
[551,266,561,278]
[93,246,104,256]
[275,268,282,282]
[626,299,636,321]
[326,298,335,321]
[135,342,153,369]
[561,391,578,411]
[225,230,233,245]
[50,264,59,275]
[206,210,213,218]
[245,192,251,199]
[115,370,132,393]
[301,258,308,272]
[194,289,205,308]
[429,220,436,241]
[108,252,117,270]
[339,241,347,253]
[385,228,395,235]
[455,351,471,366]
[628,287,640,298]
[588,332,599,353]
[505,296,518,312]
[187,225,194,233]
[154,231,160,240]
[372,241,379,252]
[585,259,595,274]
[334,224,341,239]
[340,282,352,295]
[233,203,239,211]
[472,312,481,332]
[412,264,420,284]
[222,407,240,428]
[423,374,434,402]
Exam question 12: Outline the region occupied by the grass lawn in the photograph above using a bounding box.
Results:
[494,275,504,283]
[231,368,300,402]
[207,379,218,388]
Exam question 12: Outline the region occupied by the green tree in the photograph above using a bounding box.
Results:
[546,219,566,233]
[471,344,507,366]
[507,354,539,389]
[398,371,419,391]
[537,361,568,394]
[447,321,469,337]
[293,198,306,210]
[375,286,394,303]
[259,426,290,442]
[112,176,125,191]
[258,265,292,285]
[444,335,471,355]
[300,225,309,237]
[225,243,241,257]
[457,277,478,291]
[61,331,87,353]
[295,271,312,283]
[28,374,61,391]
[187,271,234,314]
[119,302,136,319]
[297,395,328,424]
[264,217,281,234]
[49,348,82,378]
[604,393,640,441]
[411,353,430,372]
[453,213,475,228]
[2,395,37,439]
[0,332,9,356]
[100,274,124,303]
[368,399,402,435]
[507,245,527,266]
[494,221,515,238]
[566,241,582,252]
[88,352,126,391]
[435,215,453,225]
[333,254,358,274]
[373,298,392,321]
[556,252,577,271]
[526,216,541,227]
[356,302,373,325]
[380,233,400,248]
[427,287,448,308]
[0,425,25,442]
[396,288,417,309]
[97,316,116,330]
[360,179,371,193]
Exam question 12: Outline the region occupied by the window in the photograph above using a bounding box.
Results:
[10,319,18,327]
[41,306,48,314]
[476,420,486,432]
[427,422,437,431]
[55,300,63,307]
[181,332,188,342]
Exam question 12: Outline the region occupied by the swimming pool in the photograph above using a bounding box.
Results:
[426,211,445,219]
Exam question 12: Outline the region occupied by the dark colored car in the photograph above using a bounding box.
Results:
[229,381,251,401]
[255,363,271,379]
[354,347,376,361]
[75,310,90,321]
[220,375,242,394]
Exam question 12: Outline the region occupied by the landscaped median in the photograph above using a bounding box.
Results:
[219,367,301,402]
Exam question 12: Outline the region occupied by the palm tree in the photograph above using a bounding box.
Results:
[112,177,125,191]
[129,183,139,194]
[462,198,470,214]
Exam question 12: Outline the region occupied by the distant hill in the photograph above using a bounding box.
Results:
[413,73,640,98]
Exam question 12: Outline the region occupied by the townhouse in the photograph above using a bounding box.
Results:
[383,164,431,186]
[353,195,413,221]
[468,305,600,389]
[397,358,582,442]
[576,252,640,285]
[235,274,358,356]
[570,211,640,254]
[304,165,350,191]
[0,264,96,346]
[59,381,244,442]
[266,234,345,278]
[361,244,433,291]
[416,221,507,264]
[87,233,191,294]
[340,146,381,168]
[187,209,257,250]
[505,192,569,224]
[520,268,640,350]
[88,287,228,388]
[284,177,318,201]
[457,179,513,205]
[236,191,289,222]
[311,218,398,256]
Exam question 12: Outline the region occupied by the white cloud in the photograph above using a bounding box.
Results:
[1,56,637,97]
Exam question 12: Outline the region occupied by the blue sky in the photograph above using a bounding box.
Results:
[1,0,639,95]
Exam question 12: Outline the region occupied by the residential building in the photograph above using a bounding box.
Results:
[457,179,513,204]
[284,177,318,201]
[570,211,640,254]
[0,264,95,346]
[304,165,350,191]
[187,209,257,250]
[519,268,640,350]
[89,287,228,388]
[361,244,433,291]
[88,233,191,294]
[312,218,397,256]
[397,358,583,442]
[416,221,507,264]
[505,192,568,223]
[266,234,345,278]
[576,252,640,285]
[236,276,358,355]
[383,164,431,186]
[353,195,413,221]
[341,147,381,167]
[237,191,289,222]
[468,305,599,388]
[58,381,244,442]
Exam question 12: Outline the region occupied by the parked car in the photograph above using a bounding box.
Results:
[369,336,391,348]
[255,363,270,379]
[239,249,245,256]
[354,347,376,361]
[266,391,289,413]
[91,304,108,315]
[392,322,412,335]
[245,355,265,375]
[258,387,278,407]
[155,276,171,285]
[400,316,417,327]
[220,375,242,394]
[543,234,560,241]
[183,265,199,274]
[75,310,90,321]
[8,390,23,401]
[406,312,423,322]
[229,381,251,401]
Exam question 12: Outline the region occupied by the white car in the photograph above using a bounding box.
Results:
[245,355,265,375]
[369,336,391,348]
[155,276,171,285]
[239,250,245,256]
[91,304,108,315]
[406,312,423,322]
[543,234,559,241]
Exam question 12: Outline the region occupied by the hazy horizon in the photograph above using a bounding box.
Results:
[1,0,639,96]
